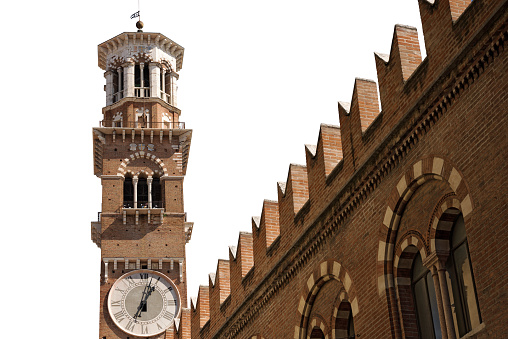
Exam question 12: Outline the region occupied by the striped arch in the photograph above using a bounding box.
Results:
[393,232,428,276]
[376,156,473,337]
[429,196,465,253]
[331,290,353,339]
[392,234,429,338]
[295,260,358,339]
[377,156,473,295]
[116,151,168,177]
[250,336,265,339]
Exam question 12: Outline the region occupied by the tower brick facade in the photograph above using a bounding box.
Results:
[92,27,193,339]
[188,0,507,338]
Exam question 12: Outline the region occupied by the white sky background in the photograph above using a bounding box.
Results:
[2,0,425,337]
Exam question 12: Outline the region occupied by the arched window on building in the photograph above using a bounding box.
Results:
[335,300,355,339]
[309,327,325,339]
[412,253,442,339]
[445,213,482,337]
[151,175,162,208]
[137,176,149,208]
[123,175,134,208]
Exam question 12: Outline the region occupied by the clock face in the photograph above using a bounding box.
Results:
[107,270,181,337]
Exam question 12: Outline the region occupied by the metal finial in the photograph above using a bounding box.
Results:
[136,20,144,32]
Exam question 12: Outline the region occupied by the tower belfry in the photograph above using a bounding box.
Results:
[91,21,192,338]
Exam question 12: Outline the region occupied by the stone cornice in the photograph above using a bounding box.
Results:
[98,32,184,71]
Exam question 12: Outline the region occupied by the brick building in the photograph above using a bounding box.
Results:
[186,0,507,338]
[91,0,507,338]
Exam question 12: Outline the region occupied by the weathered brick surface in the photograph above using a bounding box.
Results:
[190,1,508,338]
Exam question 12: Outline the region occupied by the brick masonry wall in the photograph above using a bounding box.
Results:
[190,0,508,338]
[96,108,190,337]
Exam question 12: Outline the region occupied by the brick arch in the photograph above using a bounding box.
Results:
[393,237,428,339]
[309,314,330,339]
[393,232,428,276]
[331,293,354,339]
[116,152,168,177]
[124,168,164,178]
[428,196,465,254]
[295,260,358,339]
[376,155,473,337]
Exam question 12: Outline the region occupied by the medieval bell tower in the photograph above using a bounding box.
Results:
[91,20,193,338]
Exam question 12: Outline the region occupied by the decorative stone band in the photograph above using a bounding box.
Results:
[377,156,472,296]
[102,257,184,283]
[393,232,428,285]
[117,151,168,177]
[295,260,358,339]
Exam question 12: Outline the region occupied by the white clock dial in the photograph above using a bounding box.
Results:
[107,270,181,337]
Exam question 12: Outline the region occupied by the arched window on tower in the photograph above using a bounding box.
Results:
[412,253,442,339]
[123,175,134,208]
[112,68,123,103]
[445,214,482,337]
[137,176,149,208]
[152,176,162,208]
[134,63,150,97]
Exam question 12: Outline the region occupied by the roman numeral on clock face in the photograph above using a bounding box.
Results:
[125,276,136,285]
[139,273,149,281]
[125,320,135,331]
[141,325,149,334]
[114,310,126,323]
[111,300,122,307]
[162,311,174,322]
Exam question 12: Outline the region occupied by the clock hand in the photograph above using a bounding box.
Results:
[134,279,156,319]
[134,282,152,319]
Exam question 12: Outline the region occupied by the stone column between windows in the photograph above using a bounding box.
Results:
[149,63,161,99]
[170,72,178,107]
[430,265,448,339]
[437,260,457,339]
[147,177,153,209]
[424,252,457,339]
[105,70,114,106]
[161,68,166,102]
[124,62,135,98]
[117,67,122,99]
[133,177,138,208]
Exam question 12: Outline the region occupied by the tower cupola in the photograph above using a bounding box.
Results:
[97,31,184,129]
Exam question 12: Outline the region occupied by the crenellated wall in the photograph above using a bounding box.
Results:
[189,0,508,338]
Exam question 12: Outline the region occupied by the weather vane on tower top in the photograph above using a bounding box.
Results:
[130,0,143,32]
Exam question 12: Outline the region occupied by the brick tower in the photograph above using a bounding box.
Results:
[91,21,193,339]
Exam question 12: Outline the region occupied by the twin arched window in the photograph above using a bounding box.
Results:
[411,213,481,338]
[445,214,482,336]
[123,175,162,208]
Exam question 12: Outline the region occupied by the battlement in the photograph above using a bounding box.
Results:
[190,0,507,337]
